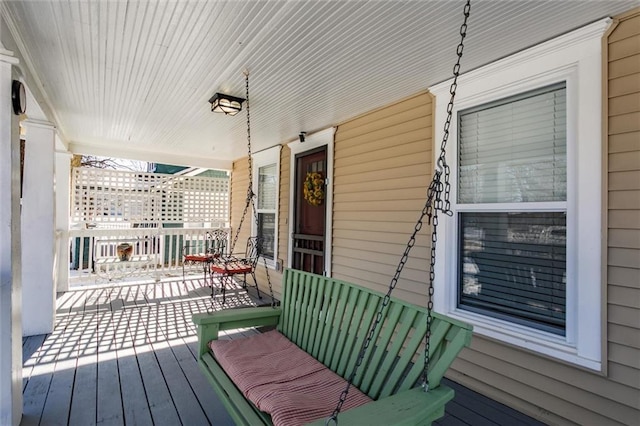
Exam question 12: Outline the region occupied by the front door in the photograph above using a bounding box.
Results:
[292,147,326,275]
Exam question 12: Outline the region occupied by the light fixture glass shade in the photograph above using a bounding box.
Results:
[209,93,245,116]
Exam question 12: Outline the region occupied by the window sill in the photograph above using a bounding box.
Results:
[447,308,602,372]
[259,258,277,271]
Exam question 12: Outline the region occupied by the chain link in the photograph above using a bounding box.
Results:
[438,0,471,215]
[423,0,471,391]
[327,1,471,422]
[227,70,276,305]
[229,71,254,255]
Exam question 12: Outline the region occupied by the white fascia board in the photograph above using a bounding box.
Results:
[69,141,232,171]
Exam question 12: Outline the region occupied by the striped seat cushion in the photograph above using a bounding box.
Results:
[209,330,372,426]
[210,261,252,275]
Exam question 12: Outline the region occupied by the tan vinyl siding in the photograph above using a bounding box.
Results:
[332,92,433,304]
[274,146,291,298]
[230,157,252,254]
[252,259,282,301]
[607,10,640,401]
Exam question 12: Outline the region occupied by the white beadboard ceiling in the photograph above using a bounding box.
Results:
[1,0,638,169]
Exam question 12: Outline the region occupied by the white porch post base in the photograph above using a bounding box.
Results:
[0,47,23,426]
[21,119,56,336]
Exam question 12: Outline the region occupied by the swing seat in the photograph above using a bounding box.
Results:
[192,269,473,426]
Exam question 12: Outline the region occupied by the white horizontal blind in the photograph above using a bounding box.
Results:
[458,83,567,204]
[457,82,568,335]
[459,212,566,334]
[256,163,277,259]
[72,167,229,224]
[257,164,277,210]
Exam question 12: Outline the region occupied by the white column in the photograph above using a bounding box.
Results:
[55,148,71,292]
[0,48,23,426]
[21,119,56,336]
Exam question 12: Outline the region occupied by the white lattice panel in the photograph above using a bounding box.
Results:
[72,168,230,224]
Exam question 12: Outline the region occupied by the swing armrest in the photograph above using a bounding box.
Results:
[306,386,454,426]
[192,307,282,357]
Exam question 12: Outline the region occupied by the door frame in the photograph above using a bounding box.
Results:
[287,127,334,276]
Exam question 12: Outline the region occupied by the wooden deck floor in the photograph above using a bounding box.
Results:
[21,277,545,426]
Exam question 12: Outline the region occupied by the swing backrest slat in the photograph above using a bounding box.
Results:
[278,269,473,400]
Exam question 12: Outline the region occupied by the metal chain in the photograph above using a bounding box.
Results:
[227,70,276,305]
[229,70,255,255]
[438,0,471,214]
[423,0,471,392]
[327,178,439,423]
[327,1,471,423]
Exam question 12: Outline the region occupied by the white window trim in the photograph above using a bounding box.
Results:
[251,145,281,268]
[430,18,610,371]
[287,127,334,276]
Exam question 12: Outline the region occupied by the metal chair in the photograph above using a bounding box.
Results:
[210,236,262,304]
[182,229,227,283]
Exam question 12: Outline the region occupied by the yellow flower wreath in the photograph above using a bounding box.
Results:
[303,172,324,206]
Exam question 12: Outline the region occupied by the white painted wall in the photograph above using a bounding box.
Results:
[0,46,23,426]
[21,119,56,336]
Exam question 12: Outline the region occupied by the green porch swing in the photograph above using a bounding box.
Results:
[193,2,473,425]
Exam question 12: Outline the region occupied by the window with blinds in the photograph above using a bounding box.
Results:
[457,82,567,335]
[458,82,566,204]
[257,163,277,260]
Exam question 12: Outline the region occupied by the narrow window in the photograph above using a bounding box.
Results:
[257,163,277,259]
[252,146,280,264]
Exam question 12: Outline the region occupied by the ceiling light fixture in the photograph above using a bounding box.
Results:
[209,92,245,116]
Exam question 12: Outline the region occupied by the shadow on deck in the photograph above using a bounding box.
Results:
[21,277,545,426]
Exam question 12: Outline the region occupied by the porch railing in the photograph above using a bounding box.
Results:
[69,226,230,286]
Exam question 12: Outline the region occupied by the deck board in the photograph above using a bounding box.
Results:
[21,371,52,426]
[22,334,46,391]
[38,363,74,426]
[117,344,154,426]
[436,379,545,426]
[96,308,125,426]
[154,344,210,425]
[169,342,233,424]
[22,277,545,426]
[136,348,182,426]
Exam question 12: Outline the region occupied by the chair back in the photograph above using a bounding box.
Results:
[245,236,263,267]
[207,229,228,257]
